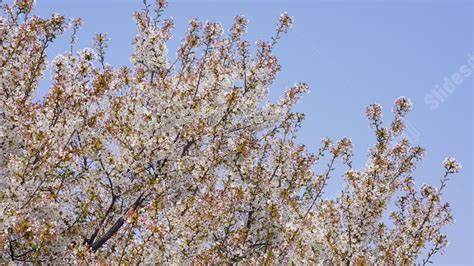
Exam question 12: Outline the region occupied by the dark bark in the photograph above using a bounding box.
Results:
[88,191,147,252]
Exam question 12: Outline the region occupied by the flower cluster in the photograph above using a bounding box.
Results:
[230,15,248,40]
[366,103,383,126]
[393,96,413,116]
[443,157,462,173]
[14,0,35,14]
[278,12,293,34]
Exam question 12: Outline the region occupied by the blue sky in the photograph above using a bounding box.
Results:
[20,0,474,264]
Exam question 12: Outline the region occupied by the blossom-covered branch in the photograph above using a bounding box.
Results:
[0,0,461,264]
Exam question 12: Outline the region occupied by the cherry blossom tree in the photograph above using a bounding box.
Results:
[0,0,462,264]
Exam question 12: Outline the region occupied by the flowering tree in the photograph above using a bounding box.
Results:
[0,0,462,264]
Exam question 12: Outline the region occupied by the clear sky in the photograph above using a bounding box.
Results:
[17,0,474,264]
